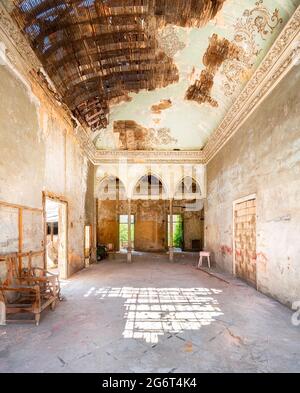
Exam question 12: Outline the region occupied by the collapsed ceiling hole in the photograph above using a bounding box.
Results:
[10,0,226,131]
[151,99,172,114]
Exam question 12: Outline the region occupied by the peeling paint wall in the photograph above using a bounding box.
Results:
[205,65,300,307]
[134,201,168,252]
[0,62,95,277]
[97,200,119,251]
[184,209,204,251]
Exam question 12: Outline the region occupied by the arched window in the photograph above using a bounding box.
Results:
[98,176,126,200]
[133,174,167,200]
[174,177,201,200]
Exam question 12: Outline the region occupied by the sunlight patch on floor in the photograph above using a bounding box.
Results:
[84,287,223,343]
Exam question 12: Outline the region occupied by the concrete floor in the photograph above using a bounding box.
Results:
[1,253,300,373]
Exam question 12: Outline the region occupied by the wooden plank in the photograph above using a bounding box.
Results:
[43,191,68,204]
[0,250,44,262]
[42,192,47,270]
[0,200,43,213]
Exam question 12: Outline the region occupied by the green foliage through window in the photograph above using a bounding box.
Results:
[168,215,183,249]
[119,215,134,249]
[173,218,183,248]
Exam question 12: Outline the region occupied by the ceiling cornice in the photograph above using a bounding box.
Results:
[0,3,299,166]
[92,150,205,165]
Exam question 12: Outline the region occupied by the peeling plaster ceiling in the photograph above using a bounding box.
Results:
[94,0,299,151]
[6,0,300,151]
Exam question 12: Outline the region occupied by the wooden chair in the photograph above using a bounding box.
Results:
[0,252,60,326]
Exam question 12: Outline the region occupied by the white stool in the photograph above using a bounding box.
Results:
[198,251,211,269]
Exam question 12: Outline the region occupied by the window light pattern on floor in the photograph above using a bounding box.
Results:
[85,287,223,343]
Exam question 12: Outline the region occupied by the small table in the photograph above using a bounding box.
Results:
[198,251,211,269]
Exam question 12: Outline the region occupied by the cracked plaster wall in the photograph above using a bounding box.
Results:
[0,58,95,277]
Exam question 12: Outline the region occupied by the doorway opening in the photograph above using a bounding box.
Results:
[119,215,135,252]
[84,225,92,266]
[168,214,183,251]
[45,197,68,279]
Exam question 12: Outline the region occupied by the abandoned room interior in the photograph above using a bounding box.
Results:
[0,0,300,374]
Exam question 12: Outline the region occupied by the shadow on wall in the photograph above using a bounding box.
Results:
[84,287,223,344]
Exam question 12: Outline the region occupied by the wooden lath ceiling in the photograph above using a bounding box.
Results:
[11,0,225,131]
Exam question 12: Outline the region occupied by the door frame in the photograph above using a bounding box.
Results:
[232,194,257,281]
[118,214,135,252]
[43,191,69,279]
[167,213,184,250]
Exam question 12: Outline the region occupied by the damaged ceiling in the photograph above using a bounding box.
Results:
[6,0,300,150]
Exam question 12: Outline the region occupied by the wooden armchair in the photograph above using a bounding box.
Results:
[0,252,60,326]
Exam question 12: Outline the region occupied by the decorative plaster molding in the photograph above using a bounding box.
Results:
[0,3,299,165]
[0,4,39,70]
[92,150,205,165]
[204,5,300,163]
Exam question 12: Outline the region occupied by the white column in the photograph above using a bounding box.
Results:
[169,198,174,262]
[127,198,132,263]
